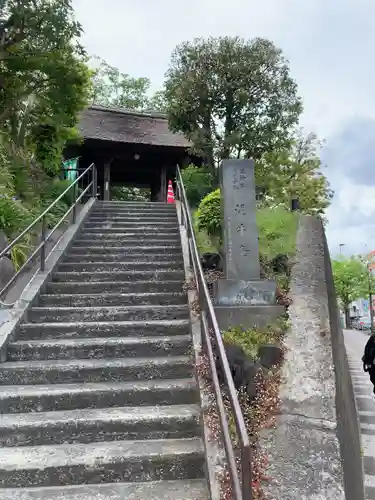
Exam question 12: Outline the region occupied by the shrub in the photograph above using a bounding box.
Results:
[181,165,214,208]
[0,194,33,238]
[222,326,275,358]
[47,179,75,206]
[110,186,149,201]
[195,188,221,240]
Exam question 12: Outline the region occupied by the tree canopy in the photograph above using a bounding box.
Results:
[90,56,166,112]
[1,0,92,177]
[332,256,373,327]
[255,130,333,215]
[164,36,303,173]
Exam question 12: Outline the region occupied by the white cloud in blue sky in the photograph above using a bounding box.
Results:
[72,0,375,256]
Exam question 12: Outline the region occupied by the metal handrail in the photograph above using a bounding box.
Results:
[0,163,97,305]
[175,167,252,500]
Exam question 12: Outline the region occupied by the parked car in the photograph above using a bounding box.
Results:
[357,318,372,331]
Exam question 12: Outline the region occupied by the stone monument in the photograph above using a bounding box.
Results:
[213,159,284,330]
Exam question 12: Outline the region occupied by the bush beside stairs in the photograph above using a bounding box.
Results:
[0,201,209,500]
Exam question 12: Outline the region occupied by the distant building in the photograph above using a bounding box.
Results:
[349,298,371,320]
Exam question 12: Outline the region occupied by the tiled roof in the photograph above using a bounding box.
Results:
[78,105,190,148]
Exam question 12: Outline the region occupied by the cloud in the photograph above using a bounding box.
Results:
[323,118,375,185]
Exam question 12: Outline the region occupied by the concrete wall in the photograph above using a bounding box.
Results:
[322,219,365,500]
[259,215,345,499]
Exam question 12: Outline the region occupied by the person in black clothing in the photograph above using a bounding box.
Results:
[362,333,375,394]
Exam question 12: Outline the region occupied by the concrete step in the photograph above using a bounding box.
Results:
[18,319,190,340]
[88,216,177,223]
[0,404,201,447]
[78,232,181,241]
[96,201,173,207]
[51,270,185,283]
[93,203,175,210]
[85,220,178,227]
[0,378,198,413]
[0,479,209,500]
[73,238,181,247]
[64,253,183,263]
[91,211,178,219]
[91,208,177,215]
[28,305,189,323]
[0,356,193,385]
[46,280,184,295]
[39,292,187,307]
[58,261,183,273]
[82,227,180,234]
[68,245,182,255]
[0,437,205,487]
[7,335,192,361]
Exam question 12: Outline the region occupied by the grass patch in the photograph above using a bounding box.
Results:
[223,326,276,359]
[257,207,298,259]
[194,206,298,261]
[222,316,289,360]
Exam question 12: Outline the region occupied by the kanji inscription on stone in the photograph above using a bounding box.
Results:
[220,159,260,279]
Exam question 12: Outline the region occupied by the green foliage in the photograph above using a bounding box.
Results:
[164,36,302,171]
[223,326,274,358]
[0,194,32,238]
[223,317,287,358]
[256,131,333,215]
[193,212,219,254]
[90,57,151,110]
[0,0,91,271]
[332,256,371,310]
[195,189,221,240]
[147,89,168,112]
[257,207,298,258]
[181,165,213,208]
[196,189,298,258]
[110,186,150,202]
[90,56,167,112]
[46,179,74,206]
[1,0,92,133]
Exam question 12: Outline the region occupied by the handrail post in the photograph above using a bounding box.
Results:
[40,215,47,271]
[72,181,77,224]
[92,164,97,198]
[242,443,253,500]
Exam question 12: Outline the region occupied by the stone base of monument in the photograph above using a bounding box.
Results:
[214,278,277,306]
[214,304,285,331]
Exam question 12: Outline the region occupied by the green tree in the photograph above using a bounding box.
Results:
[90,56,152,110]
[256,130,333,214]
[181,165,214,208]
[0,0,92,268]
[0,0,92,177]
[164,36,302,174]
[147,89,167,112]
[90,57,166,112]
[332,256,372,328]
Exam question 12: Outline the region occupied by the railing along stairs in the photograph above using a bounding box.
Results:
[0,163,97,307]
[176,166,252,500]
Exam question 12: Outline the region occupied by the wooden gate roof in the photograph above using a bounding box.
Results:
[78,105,190,149]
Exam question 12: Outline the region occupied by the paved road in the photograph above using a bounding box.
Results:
[344,329,375,499]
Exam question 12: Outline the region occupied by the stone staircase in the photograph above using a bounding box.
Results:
[0,201,209,499]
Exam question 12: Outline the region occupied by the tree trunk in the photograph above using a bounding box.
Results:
[344,307,351,329]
